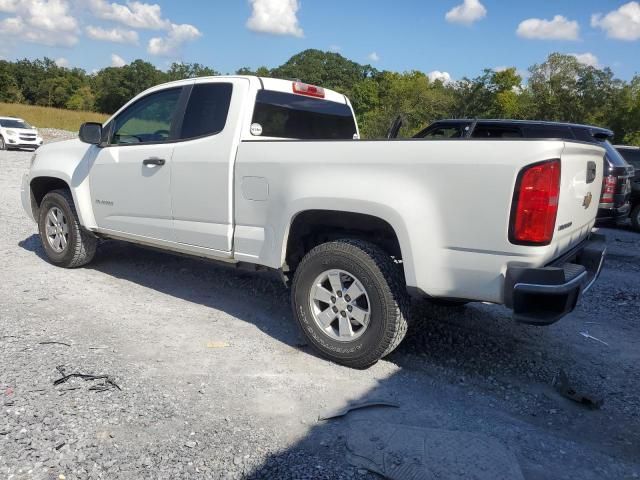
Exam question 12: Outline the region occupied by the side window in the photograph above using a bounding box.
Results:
[416,124,468,139]
[619,149,640,170]
[111,88,182,145]
[524,125,573,140]
[180,83,233,140]
[472,125,523,138]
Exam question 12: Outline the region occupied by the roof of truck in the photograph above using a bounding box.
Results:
[433,118,614,137]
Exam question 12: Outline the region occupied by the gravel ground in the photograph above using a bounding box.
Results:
[1,131,639,479]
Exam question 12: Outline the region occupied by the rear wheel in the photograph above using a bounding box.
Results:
[291,239,409,369]
[631,204,640,232]
[38,189,97,268]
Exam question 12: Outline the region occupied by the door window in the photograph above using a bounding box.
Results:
[180,83,233,140]
[111,88,182,145]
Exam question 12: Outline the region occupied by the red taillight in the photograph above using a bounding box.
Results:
[599,175,617,204]
[292,81,325,98]
[510,159,561,246]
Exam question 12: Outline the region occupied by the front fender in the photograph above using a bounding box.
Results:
[29,140,99,229]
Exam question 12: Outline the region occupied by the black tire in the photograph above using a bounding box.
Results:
[631,204,640,232]
[0,137,5,150]
[291,239,409,369]
[38,189,97,268]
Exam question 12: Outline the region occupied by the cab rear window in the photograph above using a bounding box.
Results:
[251,90,357,140]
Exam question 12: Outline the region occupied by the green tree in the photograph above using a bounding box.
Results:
[66,86,95,111]
[166,62,219,81]
[271,49,374,97]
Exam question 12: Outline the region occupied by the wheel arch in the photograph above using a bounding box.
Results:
[281,208,415,286]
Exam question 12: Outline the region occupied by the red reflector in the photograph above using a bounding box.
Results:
[510,159,561,245]
[292,81,325,98]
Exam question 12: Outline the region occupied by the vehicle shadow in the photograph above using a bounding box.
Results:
[17,234,640,478]
[18,234,306,353]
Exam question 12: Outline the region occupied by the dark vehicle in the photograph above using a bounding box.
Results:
[615,145,640,231]
[410,119,634,227]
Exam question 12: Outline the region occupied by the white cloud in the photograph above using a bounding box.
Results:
[569,52,600,68]
[517,15,580,40]
[110,53,126,67]
[246,0,303,37]
[367,52,380,62]
[329,45,341,53]
[427,70,452,84]
[148,23,202,56]
[86,25,139,44]
[87,0,170,30]
[591,2,640,41]
[55,57,69,67]
[0,0,79,47]
[445,0,487,26]
[0,0,18,12]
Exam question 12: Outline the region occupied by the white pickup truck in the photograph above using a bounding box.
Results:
[21,76,607,368]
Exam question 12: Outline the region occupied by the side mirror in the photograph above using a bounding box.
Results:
[79,122,103,145]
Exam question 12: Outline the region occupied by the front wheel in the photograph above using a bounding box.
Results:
[291,239,409,369]
[631,204,640,232]
[0,137,6,150]
[38,189,97,268]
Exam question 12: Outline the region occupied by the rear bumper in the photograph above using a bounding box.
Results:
[504,233,606,325]
[596,202,631,226]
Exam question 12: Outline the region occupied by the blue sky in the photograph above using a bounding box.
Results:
[0,0,639,81]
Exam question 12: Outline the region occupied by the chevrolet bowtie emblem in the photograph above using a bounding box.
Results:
[582,192,593,209]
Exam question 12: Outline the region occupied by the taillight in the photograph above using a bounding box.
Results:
[510,159,561,246]
[599,175,617,204]
[292,81,325,98]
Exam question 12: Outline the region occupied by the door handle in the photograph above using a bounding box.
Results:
[143,158,166,166]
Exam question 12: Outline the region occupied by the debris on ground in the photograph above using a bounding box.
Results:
[53,366,121,392]
[206,341,230,349]
[579,331,609,346]
[346,420,524,480]
[38,341,71,347]
[552,369,603,410]
[319,399,400,421]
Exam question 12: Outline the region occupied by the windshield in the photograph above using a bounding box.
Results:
[0,119,32,129]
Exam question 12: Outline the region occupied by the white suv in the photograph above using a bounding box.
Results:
[0,116,44,151]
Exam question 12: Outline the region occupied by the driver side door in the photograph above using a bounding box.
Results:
[90,85,189,241]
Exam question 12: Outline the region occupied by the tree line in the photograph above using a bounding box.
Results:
[0,50,638,144]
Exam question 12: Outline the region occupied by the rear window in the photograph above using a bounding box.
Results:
[251,90,357,140]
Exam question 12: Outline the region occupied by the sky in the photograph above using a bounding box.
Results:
[0,0,639,81]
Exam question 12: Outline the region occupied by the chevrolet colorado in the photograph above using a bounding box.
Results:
[21,76,607,368]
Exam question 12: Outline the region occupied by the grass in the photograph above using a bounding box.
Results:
[0,103,108,132]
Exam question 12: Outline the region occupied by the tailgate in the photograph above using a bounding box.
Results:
[554,141,605,249]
